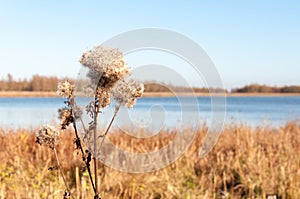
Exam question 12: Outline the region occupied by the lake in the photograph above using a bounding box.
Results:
[0,96,299,130]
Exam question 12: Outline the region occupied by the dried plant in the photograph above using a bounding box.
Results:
[35,45,144,198]
[36,125,73,198]
[36,125,60,150]
[7,122,299,198]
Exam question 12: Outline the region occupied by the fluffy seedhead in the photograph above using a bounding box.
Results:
[57,80,74,98]
[58,108,73,130]
[80,46,129,91]
[112,78,144,108]
[100,90,111,108]
[36,125,60,149]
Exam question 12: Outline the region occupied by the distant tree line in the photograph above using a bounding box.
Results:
[0,74,227,93]
[0,74,66,91]
[144,83,204,93]
[144,82,226,93]
[231,84,300,93]
[0,74,299,93]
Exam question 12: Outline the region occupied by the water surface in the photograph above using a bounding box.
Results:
[0,96,299,130]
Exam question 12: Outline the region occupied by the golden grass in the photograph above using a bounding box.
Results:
[0,123,299,198]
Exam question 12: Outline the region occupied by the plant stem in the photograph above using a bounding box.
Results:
[71,110,97,194]
[92,91,103,197]
[53,148,74,199]
[98,105,121,149]
[71,112,85,158]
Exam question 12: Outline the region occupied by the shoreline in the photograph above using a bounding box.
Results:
[0,91,300,98]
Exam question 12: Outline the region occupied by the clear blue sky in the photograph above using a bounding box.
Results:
[1,1,299,89]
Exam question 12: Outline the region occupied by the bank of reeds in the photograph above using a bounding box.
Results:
[0,122,299,198]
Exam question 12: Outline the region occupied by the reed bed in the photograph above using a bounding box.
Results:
[0,122,299,198]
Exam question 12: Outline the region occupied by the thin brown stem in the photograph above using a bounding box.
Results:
[92,90,103,198]
[79,116,87,133]
[68,98,97,194]
[53,148,74,199]
[98,104,121,151]
[71,110,97,194]
[71,112,85,158]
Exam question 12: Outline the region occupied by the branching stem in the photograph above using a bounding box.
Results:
[92,90,103,198]
[98,105,121,150]
[71,110,97,194]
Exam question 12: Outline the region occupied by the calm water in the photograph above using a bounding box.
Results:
[0,96,299,130]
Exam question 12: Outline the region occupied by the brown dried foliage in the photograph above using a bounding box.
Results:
[0,122,299,198]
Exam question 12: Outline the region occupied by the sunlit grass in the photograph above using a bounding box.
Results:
[0,122,299,198]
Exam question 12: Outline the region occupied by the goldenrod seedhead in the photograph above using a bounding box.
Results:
[80,46,129,91]
[58,108,73,130]
[112,78,144,108]
[36,125,60,149]
[57,80,74,98]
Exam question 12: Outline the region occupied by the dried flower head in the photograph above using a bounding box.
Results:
[57,81,74,98]
[58,108,73,130]
[36,125,60,149]
[80,46,129,90]
[101,90,111,108]
[112,78,144,108]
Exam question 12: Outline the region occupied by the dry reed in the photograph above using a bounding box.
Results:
[0,122,299,198]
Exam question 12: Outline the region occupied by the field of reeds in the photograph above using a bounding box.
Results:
[0,122,299,199]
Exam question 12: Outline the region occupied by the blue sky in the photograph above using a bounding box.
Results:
[0,1,299,89]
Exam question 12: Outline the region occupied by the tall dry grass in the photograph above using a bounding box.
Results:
[0,122,299,198]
